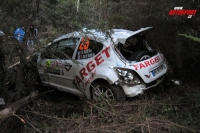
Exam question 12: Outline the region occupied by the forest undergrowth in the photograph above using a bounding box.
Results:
[0,63,199,133]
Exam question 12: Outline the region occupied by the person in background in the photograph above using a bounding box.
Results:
[14,25,25,43]
[27,24,38,52]
[29,24,38,40]
[0,30,6,105]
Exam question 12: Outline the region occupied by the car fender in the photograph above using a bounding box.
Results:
[84,67,119,99]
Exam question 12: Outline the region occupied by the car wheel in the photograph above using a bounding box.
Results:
[91,81,126,102]
[127,51,151,61]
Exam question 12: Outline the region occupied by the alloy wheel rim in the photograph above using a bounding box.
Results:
[93,85,115,100]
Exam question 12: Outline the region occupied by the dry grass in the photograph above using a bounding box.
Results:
[0,80,199,133]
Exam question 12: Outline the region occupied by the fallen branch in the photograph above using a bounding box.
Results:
[8,56,30,70]
[0,91,38,122]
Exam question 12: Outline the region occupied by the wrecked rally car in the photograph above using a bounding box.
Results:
[36,27,177,101]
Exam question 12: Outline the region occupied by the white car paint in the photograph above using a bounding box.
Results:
[37,27,169,100]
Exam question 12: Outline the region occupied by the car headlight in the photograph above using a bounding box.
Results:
[114,68,141,85]
[115,68,134,81]
[127,72,134,80]
[117,69,127,77]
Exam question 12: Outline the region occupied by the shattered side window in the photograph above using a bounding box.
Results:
[58,38,79,48]
[57,38,79,59]
[76,38,103,59]
[41,38,79,59]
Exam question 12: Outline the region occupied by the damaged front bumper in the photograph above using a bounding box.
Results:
[115,70,180,98]
[117,75,166,97]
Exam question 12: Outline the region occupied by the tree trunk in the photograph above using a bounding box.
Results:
[15,42,26,100]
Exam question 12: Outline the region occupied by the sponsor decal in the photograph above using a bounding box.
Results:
[46,59,51,68]
[46,60,72,72]
[116,63,122,67]
[168,7,198,18]
[73,46,110,89]
[45,68,60,75]
[85,70,96,87]
[44,60,61,75]
[133,55,160,71]
[144,74,151,78]
[79,37,90,50]
[65,63,72,71]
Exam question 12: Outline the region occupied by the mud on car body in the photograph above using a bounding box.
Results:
[36,27,175,101]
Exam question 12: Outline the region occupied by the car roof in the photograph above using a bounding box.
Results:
[48,27,153,45]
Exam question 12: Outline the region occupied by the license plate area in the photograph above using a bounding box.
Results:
[151,64,166,77]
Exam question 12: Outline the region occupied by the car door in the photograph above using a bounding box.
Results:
[55,38,79,89]
[72,37,104,93]
[38,42,61,86]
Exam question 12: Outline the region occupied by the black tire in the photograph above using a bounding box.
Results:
[91,81,126,102]
[127,51,151,61]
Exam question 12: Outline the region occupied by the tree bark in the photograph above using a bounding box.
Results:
[8,56,30,70]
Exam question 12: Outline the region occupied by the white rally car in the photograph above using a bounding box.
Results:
[36,27,173,101]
